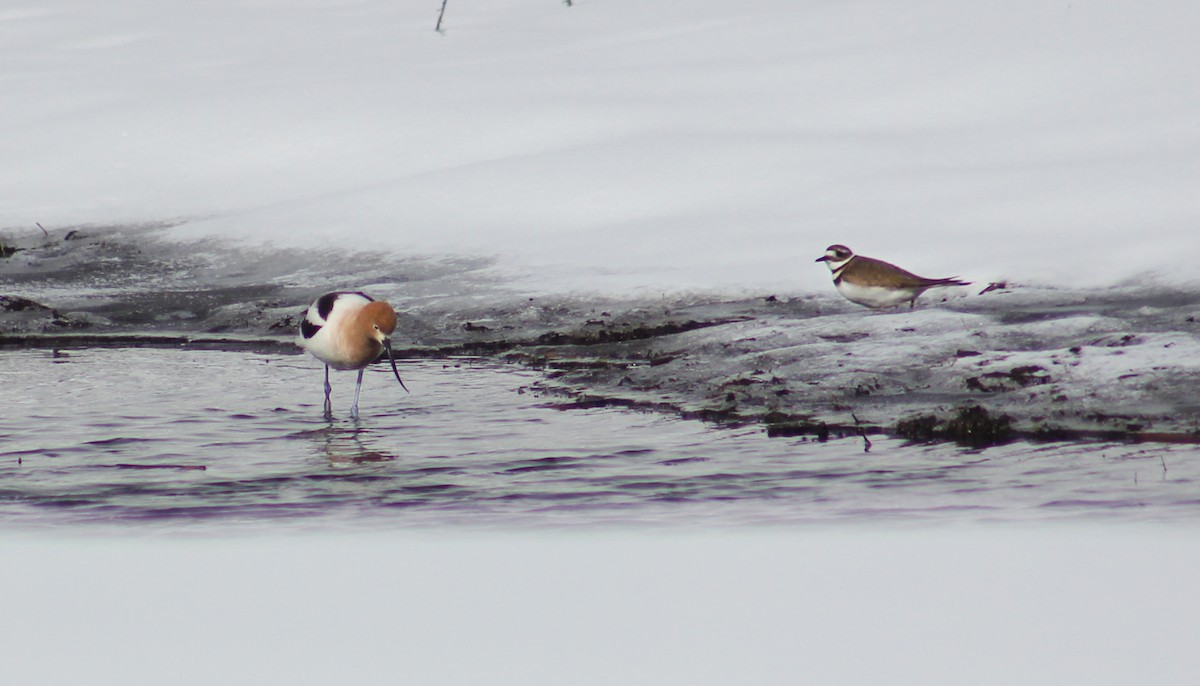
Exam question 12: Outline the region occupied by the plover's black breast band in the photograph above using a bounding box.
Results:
[831,258,853,285]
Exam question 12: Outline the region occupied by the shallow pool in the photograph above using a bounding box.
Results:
[2,348,1198,530]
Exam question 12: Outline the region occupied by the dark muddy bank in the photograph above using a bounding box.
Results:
[4,225,1200,446]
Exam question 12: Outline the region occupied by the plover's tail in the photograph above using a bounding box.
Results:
[924,277,971,288]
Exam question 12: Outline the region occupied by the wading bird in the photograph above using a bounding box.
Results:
[299,291,408,419]
[816,244,970,309]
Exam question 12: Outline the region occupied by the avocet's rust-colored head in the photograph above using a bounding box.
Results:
[360,300,397,342]
[358,300,408,393]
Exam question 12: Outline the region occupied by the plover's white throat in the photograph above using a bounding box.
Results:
[815,244,970,309]
[299,291,409,419]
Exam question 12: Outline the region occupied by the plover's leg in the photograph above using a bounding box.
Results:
[350,368,365,420]
[323,365,333,419]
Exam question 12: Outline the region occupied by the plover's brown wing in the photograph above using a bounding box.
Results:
[850,257,970,288]
[845,256,932,288]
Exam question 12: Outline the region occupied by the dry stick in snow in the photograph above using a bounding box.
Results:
[851,413,873,453]
[436,0,449,32]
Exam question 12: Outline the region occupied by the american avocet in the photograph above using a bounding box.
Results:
[299,291,409,419]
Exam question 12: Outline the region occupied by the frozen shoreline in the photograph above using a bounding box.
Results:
[4,227,1199,443]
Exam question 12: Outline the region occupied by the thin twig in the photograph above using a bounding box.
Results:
[113,463,207,471]
[435,0,449,32]
[851,413,873,453]
[36,222,49,237]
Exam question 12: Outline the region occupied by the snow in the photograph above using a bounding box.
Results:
[3,0,1199,295]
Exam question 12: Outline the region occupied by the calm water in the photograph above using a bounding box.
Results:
[2,347,1198,530]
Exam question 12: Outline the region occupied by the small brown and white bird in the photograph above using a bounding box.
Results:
[299,291,408,419]
[815,244,970,309]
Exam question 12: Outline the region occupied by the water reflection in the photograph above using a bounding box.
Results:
[305,424,396,465]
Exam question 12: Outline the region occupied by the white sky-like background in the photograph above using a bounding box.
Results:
[3,0,1198,294]
[6,528,1200,686]
[4,2,1200,682]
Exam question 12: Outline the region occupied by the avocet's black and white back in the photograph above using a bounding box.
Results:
[815,244,970,309]
[299,291,408,419]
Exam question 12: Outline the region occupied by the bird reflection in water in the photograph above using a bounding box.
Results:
[300,425,395,465]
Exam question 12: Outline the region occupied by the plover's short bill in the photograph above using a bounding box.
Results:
[815,244,970,309]
[299,291,409,419]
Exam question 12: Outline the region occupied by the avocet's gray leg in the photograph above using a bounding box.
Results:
[350,367,365,420]
[323,365,333,419]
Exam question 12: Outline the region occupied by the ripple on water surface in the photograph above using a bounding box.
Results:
[1,348,1198,529]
